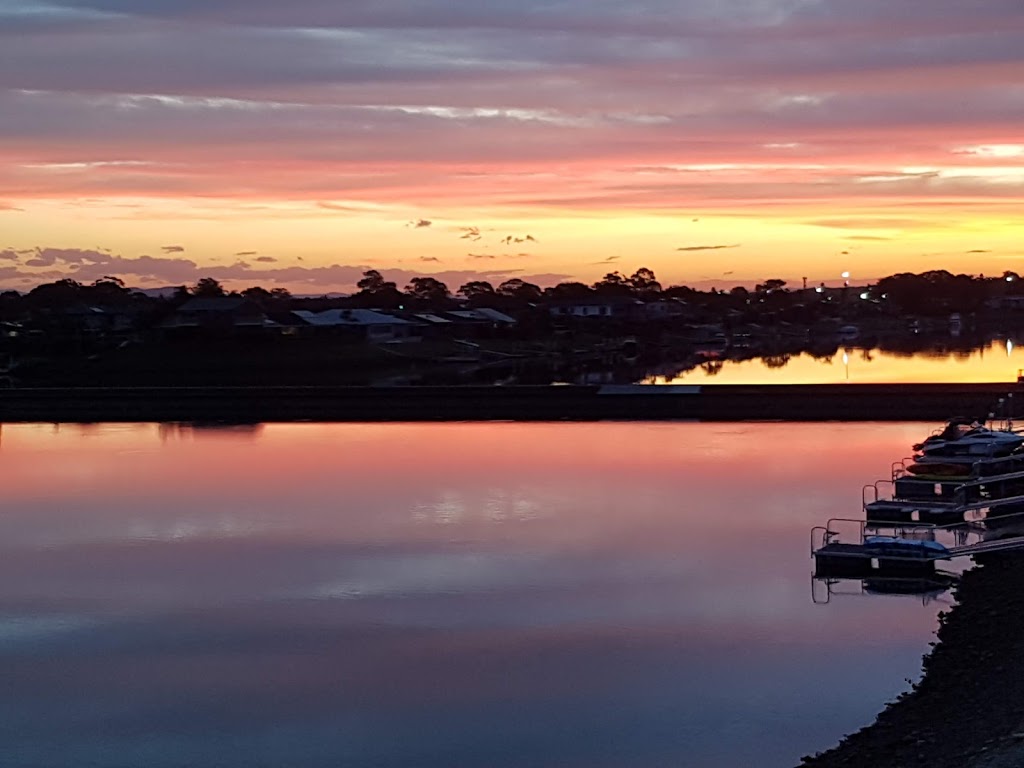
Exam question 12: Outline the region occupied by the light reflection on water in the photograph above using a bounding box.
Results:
[645,339,1023,384]
[0,422,946,767]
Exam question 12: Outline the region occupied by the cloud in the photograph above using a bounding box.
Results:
[419,256,441,262]
[842,235,893,241]
[965,249,991,254]
[407,219,433,229]
[0,250,19,261]
[235,251,258,256]
[0,245,569,291]
[0,202,23,212]
[468,253,495,259]
[591,255,620,264]
[254,256,277,262]
[808,218,927,230]
[458,227,482,241]
[161,245,185,254]
[676,244,740,251]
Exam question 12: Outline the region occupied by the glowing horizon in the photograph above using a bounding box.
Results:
[2,1,1022,293]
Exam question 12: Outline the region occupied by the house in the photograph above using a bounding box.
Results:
[547,296,644,319]
[292,309,421,342]
[446,308,517,327]
[161,297,269,333]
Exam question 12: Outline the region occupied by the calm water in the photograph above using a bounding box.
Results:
[0,422,947,767]
[644,339,1022,384]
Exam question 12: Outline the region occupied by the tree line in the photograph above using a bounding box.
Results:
[1,267,1022,317]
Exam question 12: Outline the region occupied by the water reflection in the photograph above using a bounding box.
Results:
[646,340,1024,385]
[0,422,946,768]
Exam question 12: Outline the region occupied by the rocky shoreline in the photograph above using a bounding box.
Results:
[799,552,1024,768]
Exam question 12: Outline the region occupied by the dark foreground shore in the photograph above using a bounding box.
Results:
[0,382,1018,423]
[800,553,1024,768]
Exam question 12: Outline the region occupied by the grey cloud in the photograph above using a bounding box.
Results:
[254,256,277,263]
[0,250,19,261]
[419,256,441,262]
[235,251,258,256]
[161,245,185,253]
[0,247,567,291]
[676,244,740,251]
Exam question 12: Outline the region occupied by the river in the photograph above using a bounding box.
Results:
[0,421,947,767]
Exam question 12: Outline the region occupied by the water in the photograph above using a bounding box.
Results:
[644,339,1021,385]
[0,422,947,767]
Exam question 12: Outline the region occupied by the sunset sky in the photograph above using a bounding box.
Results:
[1,0,1022,293]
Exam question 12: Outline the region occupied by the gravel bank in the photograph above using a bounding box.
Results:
[799,553,1024,768]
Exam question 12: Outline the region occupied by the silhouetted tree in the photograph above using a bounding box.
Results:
[497,278,542,302]
[26,279,82,309]
[352,270,404,308]
[242,286,292,308]
[357,270,391,294]
[192,277,226,298]
[457,280,496,302]
[592,271,634,296]
[628,268,662,295]
[406,276,450,304]
[546,282,594,299]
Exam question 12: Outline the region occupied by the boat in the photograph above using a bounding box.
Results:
[913,418,1024,459]
[863,536,950,559]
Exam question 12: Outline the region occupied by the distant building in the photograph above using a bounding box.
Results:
[162,297,269,333]
[547,296,644,319]
[292,309,421,342]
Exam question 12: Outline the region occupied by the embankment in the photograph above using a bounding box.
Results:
[799,552,1024,767]
[0,382,1017,423]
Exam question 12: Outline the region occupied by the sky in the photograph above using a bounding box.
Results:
[1,0,1022,294]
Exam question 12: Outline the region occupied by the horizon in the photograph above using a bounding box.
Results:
[2,1,1022,293]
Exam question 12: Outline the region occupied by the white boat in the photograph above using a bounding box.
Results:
[913,418,1024,459]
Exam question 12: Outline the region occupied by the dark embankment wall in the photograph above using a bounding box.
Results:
[0,383,1017,423]
[799,553,1024,768]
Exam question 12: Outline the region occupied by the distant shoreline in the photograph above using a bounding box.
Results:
[0,382,1018,423]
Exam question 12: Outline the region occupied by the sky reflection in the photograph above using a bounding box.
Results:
[0,422,944,767]
[646,339,1024,384]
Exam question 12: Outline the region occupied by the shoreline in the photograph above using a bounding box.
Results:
[0,382,1018,423]
[799,552,1024,768]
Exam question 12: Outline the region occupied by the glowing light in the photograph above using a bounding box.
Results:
[1008,340,1015,357]
[841,271,850,279]
[859,292,870,300]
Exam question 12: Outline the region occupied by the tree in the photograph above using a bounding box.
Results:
[457,280,496,303]
[405,276,450,304]
[352,270,403,308]
[357,270,392,294]
[192,277,226,297]
[546,282,594,300]
[241,286,273,303]
[86,276,131,305]
[628,268,662,295]
[497,278,542,302]
[26,279,82,309]
[592,271,634,296]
